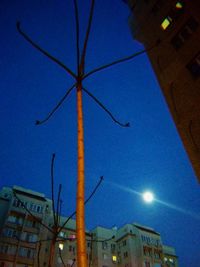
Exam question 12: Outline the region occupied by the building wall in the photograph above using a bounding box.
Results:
[127,0,200,181]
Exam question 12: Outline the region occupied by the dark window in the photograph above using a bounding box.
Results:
[124,251,128,258]
[187,52,200,79]
[102,241,108,250]
[152,0,164,15]
[123,240,127,246]
[171,17,199,50]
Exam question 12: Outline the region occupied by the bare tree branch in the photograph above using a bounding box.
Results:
[83,41,160,79]
[71,259,76,267]
[51,153,57,227]
[73,0,80,73]
[56,184,62,226]
[58,176,104,234]
[37,241,42,267]
[35,83,76,125]
[80,0,95,73]
[16,21,76,78]
[59,248,67,267]
[84,175,103,205]
[82,87,130,127]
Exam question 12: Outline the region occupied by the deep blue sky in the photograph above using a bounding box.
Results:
[0,1,200,266]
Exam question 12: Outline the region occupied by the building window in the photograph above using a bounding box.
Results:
[144,261,150,267]
[30,204,43,213]
[161,1,184,30]
[25,219,40,229]
[151,0,164,16]
[176,1,183,9]
[26,233,38,242]
[124,251,128,258]
[59,231,66,238]
[2,228,19,239]
[0,244,9,254]
[102,241,108,250]
[111,243,116,251]
[122,240,127,246]
[161,17,172,30]
[68,234,76,241]
[143,246,152,257]
[171,17,199,50]
[0,244,17,255]
[187,52,200,79]
[7,215,23,225]
[154,250,161,259]
[103,253,108,260]
[18,247,35,259]
[112,255,117,263]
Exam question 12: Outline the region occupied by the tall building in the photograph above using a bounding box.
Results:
[125,0,200,181]
[0,186,178,267]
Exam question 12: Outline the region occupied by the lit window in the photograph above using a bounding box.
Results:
[164,257,168,262]
[112,255,117,262]
[161,17,172,30]
[176,1,183,9]
[169,258,174,263]
[69,234,76,241]
[59,231,65,238]
[59,243,64,250]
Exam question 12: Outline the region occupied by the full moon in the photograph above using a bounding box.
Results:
[142,191,154,203]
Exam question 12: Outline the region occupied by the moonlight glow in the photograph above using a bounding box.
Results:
[143,191,154,203]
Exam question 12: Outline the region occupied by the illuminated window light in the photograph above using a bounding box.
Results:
[59,243,64,250]
[169,258,174,263]
[161,17,172,30]
[176,2,183,9]
[112,255,117,262]
[69,234,76,241]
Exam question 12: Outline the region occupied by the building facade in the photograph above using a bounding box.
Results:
[0,186,52,267]
[0,186,178,267]
[91,224,178,267]
[125,0,200,181]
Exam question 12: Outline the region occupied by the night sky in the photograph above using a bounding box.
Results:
[0,1,200,266]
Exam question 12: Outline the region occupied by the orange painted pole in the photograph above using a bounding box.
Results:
[76,80,87,267]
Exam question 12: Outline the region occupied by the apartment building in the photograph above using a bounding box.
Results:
[125,0,200,181]
[0,186,52,267]
[0,186,178,267]
[0,186,91,267]
[91,224,178,267]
